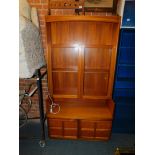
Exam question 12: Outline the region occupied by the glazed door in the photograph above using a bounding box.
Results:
[83,47,112,99]
[47,21,85,99]
[81,21,119,99]
[51,47,80,98]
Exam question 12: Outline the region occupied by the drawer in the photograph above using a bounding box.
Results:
[64,120,77,128]
[80,120,95,129]
[95,129,111,138]
[80,129,94,138]
[64,129,77,137]
[49,128,63,137]
[48,119,77,128]
[47,119,113,140]
[96,121,112,129]
[48,119,62,128]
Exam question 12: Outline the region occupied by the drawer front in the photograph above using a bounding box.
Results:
[64,120,77,128]
[48,119,77,128]
[48,119,62,128]
[95,129,111,138]
[48,118,78,139]
[80,120,95,129]
[80,129,94,138]
[96,121,112,129]
[64,129,77,138]
[48,119,112,140]
[49,128,63,138]
[80,120,112,139]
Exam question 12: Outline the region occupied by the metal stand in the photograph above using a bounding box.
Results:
[35,68,47,147]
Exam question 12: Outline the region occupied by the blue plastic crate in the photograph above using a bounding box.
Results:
[112,103,135,133]
[113,88,135,97]
[115,81,135,89]
[120,30,135,47]
[112,118,135,133]
[114,104,135,119]
[112,26,135,133]
[119,47,135,64]
[117,65,135,79]
[113,96,135,105]
[122,0,135,27]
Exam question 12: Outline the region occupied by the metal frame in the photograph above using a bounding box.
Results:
[35,67,47,147]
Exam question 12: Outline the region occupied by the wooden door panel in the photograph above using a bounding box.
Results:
[52,72,78,95]
[52,22,86,45]
[52,48,78,70]
[84,72,109,96]
[85,48,112,70]
[85,22,113,45]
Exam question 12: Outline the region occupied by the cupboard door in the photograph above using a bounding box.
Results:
[53,72,78,95]
[85,48,112,70]
[83,48,112,98]
[51,48,78,70]
[84,72,109,96]
[50,48,80,98]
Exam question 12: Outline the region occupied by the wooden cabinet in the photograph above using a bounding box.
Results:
[45,16,120,140]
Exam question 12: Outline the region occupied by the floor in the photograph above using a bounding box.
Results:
[19,119,135,155]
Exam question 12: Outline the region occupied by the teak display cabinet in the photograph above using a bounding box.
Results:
[45,16,121,140]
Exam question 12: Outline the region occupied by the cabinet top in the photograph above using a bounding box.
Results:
[46,99,115,120]
[45,15,121,23]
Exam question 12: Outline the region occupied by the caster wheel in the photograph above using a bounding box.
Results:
[39,140,45,148]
